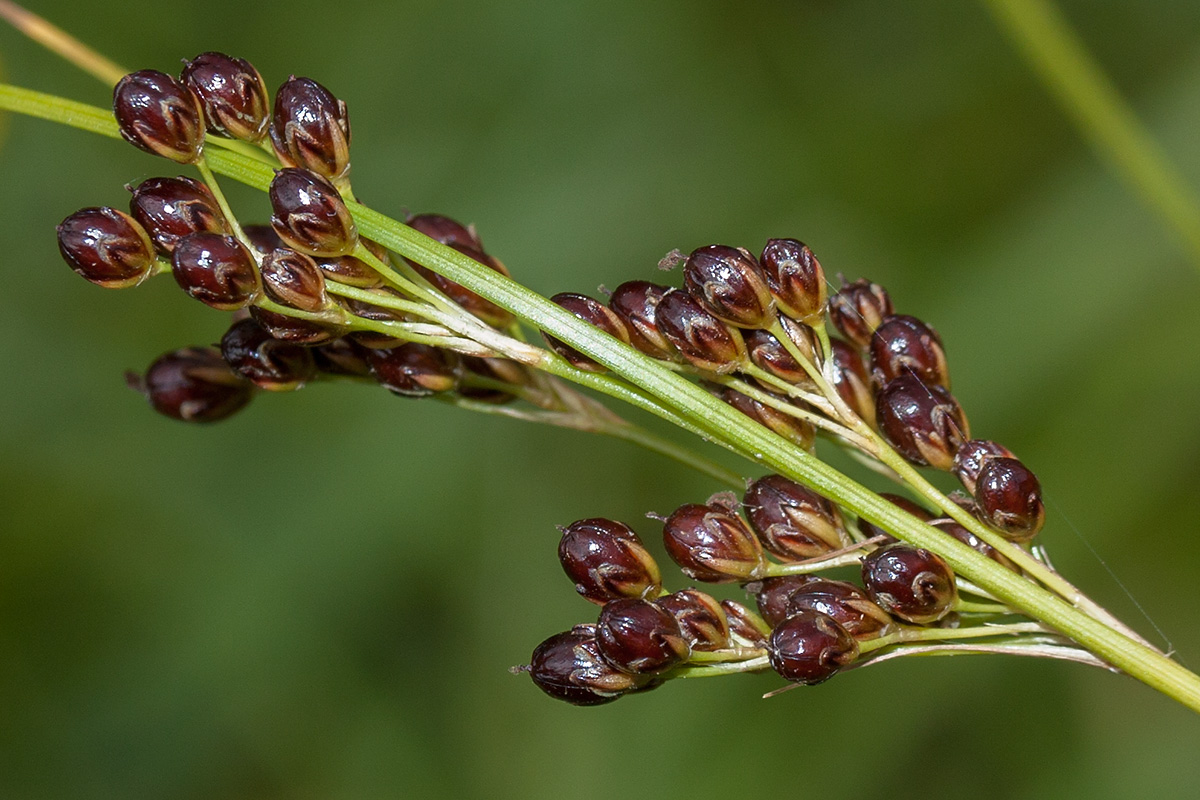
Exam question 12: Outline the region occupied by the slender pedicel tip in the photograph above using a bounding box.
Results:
[762,682,801,699]
[657,248,684,271]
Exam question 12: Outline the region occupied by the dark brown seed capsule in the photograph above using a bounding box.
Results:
[129,346,252,422]
[861,543,958,625]
[857,493,934,545]
[249,306,346,345]
[56,207,156,288]
[406,212,484,251]
[758,238,827,324]
[543,293,631,372]
[655,289,747,373]
[527,629,639,705]
[767,609,858,684]
[655,590,730,652]
[171,232,258,310]
[242,224,284,255]
[876,374,970,470]
[719,387,816,452]
[410,243,514,328]
[721,599,772,646]
[270,76,351,184]
[661,502,766,582]
[269,168,358,257]
[181,52,269,142]
[784,579,892,640]
[219,317,317,391]
[311,338,372,377]
[975,457,1045,542]
[953,439,1017,495]
[366,343,461,397]
[749,575,821,627]
[558,518,661,605]
[744,474,848,561]
[828,278,893,349]
[128,176,230,255]
[260,248,327,312]
[317,254,381,288]
[869,314,950,390]
[929,519,1017,571]
[745,325,816,388]
[608,280,676,360]
[112,70,205,163]
[829,339,876,426]
[683,244,776,329]
[596,598,690,674]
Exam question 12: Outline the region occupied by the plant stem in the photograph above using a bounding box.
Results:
[858,621,1048,654]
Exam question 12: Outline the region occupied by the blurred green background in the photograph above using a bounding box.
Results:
[2,1,1200,797]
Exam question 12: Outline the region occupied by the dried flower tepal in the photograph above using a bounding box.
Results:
[2,13,1199,716]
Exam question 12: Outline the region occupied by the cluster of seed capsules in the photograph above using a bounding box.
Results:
[54,53,532,419]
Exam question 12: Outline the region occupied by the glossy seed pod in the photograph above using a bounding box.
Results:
[828,278,893,349]
[928,519,1017,571]
[112,70,205,163]
[596,598,691,674]
[128,176,230,255]
[129,346,253,422]
[543,293,631,371]
[861,543,958,625]
[270,76,351,184]
[744,474,848,561]
[269,168,358,257]
[655,289,747,373]
[219,317,317,391]
[655,590,730,652]
[171,232,258,310]
[683,244,776,329]
[875,374,970,470]
[56,206,156,288]
[409,243,514,328]
[557,518,661,605]
[869,314,950,390]
[260,248,328,312]
[406,212,484,251]
[311,338,372,377]
[242,224,284,255]
[527,629,640,705]
[365,343,461,397]
[662,501,767,583]
[317,254,381,288]
[856,492,934,544]
[953,439,1017,495]
[719,387,816,452]
[784,579,892,640]
[829,339,876,425]
[249,306,346,345]
[758,238,827,324]
[749,575,821,627]
[181,52,269,142]
[767,609,858,684]
[974,457,1045,542]
[721,599,771,646]
[608,280,676,360]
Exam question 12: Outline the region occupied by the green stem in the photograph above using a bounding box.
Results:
[983,0,1200,271]
[858,621,1048,654]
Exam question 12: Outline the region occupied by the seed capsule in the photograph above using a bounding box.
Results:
[875,374,970,470]
[828,278,893,349]
[410,243,514,328]
[856,492,933,544]
[953,439,1016,495]
[181,52,269,142]
[745,325,816,388]
[269,168,358,257]
[249,306,346,345]
[260,248,328,312]
[129,346,252,422]
[744,474,848,561]
[366,343,461,397]
[270,76,351,184]
[974,457,1045,541]
[128,176,230,256]
[767,610,858,684]
[596,598,690,674]
[784,579,892,640]
[113,70,205,163]
[721,599,772,646]
[683,244,775,329]
[242,224,284,255]
[171,232,258,310]
[655,590,730,652]
[661,501,766,582]
[750,575,821,627]
[311,338,372,377]
[56,207,156,288]
[527,629,640,705]
[557,518,661,605]
[655,289,747,373]
[608,280,676,360]
[317,254,381,288]
[406,212,484,251]
[861,543,958,625]
[718,387,815,452]
[929,519,1017,571]
[829,339,876,425]
[869,314,950,389]
[220,318,317,391]
[758,238,827,324]
[543,293,631,372]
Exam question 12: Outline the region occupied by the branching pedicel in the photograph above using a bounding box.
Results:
[5,20,1200,713]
